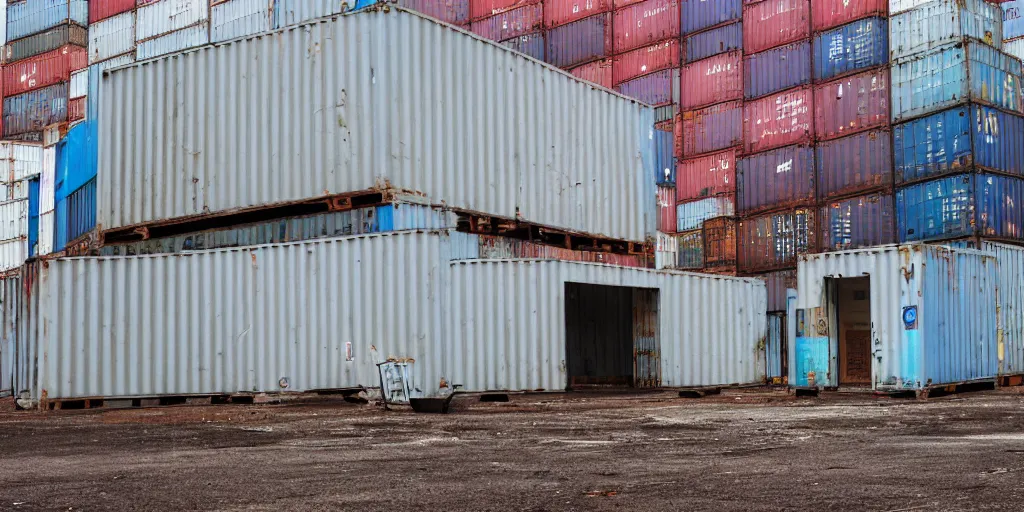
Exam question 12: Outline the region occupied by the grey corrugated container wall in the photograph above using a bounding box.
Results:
[99,7,657,243]
[3,23,87,64]
[13,230,767,403]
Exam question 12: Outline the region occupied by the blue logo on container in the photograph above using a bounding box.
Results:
[903,306,918,330]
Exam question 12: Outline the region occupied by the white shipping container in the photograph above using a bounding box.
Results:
[135,23,211,60]
[137,0,211,41]
[890,0,1003,61]
[37,210,54,256]
[0,142,43,182]
[0,276,17,398]
[101,8,656,242]
[0,238,26,273]
[212,0,272,42]
[70,69,89,99]
[92,52,137,74]
[961,241,1024,377]
[796,244,999,390]
[272,0,342,29]
[89,11,137,64]
[655,231,678,270]
[14,230,767,403]
[0,199,28,241]
[0,181,30,203]
[40,147,55,213]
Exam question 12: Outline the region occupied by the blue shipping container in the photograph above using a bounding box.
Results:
[737,145,815,214]
[816,129,893,199]
[501,32,545,61]
[54,177,96,250]
[2,83,68,137]
[978,173,1024,240]
[892,41,1024,122]
[546,13,611,69]
[28,178,39,258]
[54,121,96,204]
[6,0,87,42]
[894,105,1024,184]
[677,197,735,232]
[744,41,811,100]
[682,0,742,35]
[685,22,742,63]
[615,69,678,106]
[813,17,888,82]
[1006,1,1024,40]
[654,128,676,184]
[683,100,743,157]
[819,192,895,251]
[898,173,1024,242]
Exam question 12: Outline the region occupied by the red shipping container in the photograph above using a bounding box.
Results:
[612,0,681,54]
[810,0,886,32]
[680,51,742,110]
[612,39,680,85]
[471,3,544,41]
[813,68,889,142]
[657,185,678,233]
[743,86,813,154]
[470,0,540,21]
[2,46,87,97]
[676,149,737,203]
[570,58,613,88]
[544,0,613,28]
[90,0,136,24]
[68,97,86,122]
[743,0,810,55]
[613,0,648,9]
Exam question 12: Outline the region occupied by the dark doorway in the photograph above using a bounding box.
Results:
[835,277,872,386]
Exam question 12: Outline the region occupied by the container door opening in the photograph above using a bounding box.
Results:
[564,283,660,389]
[834,277,872,386]
[767,313,788,384]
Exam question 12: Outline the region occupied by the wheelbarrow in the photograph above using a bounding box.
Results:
[409,385,463,414]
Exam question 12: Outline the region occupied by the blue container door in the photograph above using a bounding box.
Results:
[28,178,39,258]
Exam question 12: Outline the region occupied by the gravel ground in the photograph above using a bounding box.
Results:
[1,387,1023,511]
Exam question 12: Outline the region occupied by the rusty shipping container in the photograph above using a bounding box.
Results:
[4,24,87,65]
[544,0,612,27]
[676,149,737,203]
[471,3,543,40]
[818,192,896,252]
[743,87,814,154]
[612,0,681,53]
[759,269,796,312]
[703,216,737,268]
[657,185,677,233]
[810,0,886,32]
[682,100,744,157]
[813,67,889,142]
[738,208,815,272]
[737,144,815,214]
[742,0,810,55]
[470,0,539,21]
[570,58,613,88]
[676,229,704,268]
[3,83,68,137]
[680,51,743,111]
[398,0,471,25]
[2,45,87,97]
[612,39,680,85]
[816,129,893,200]
[677,196,735,231]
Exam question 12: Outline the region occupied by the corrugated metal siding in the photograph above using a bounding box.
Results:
[759,269,796,312]
[69,69,88,98]
[891,42,1024,123]
[685,21,742,63]
[471,3,543,41]
[2,45,86,97]
[677,196,734,231]
[100,9,657,243]
[811,0,886,32]
[0,239,26,272]
[0,275,20,397]
[398,0,470,25]
[978,173,1024,240]
[653,128,675,184]
[743,87,814,154]
[611,39,680,85]
[703,216,737,268]
[796,245,998,389]
[738,208,815,272]
[273,0,341,28]
[655,231,678,270]
[0,199,29,240]
[744,41,811,100]
[448,259,767,390]
[615,68,678,107]
[212,0,272,43]
[471,0,539,21]
[682,100,743,157]
[543,0,610,28]
[975,242,1024,376]
[137,0,211,41]
[742,0,810,55]
[681,51,742,111]
[37,210,54,254]
[682,0,741,35]
[814,68,889,141]
[501,32,545,61]
[89,0,136,24]
[896,174,973,242]
[889,0,1003,60]
[893,105,1024,184]
[676,230,703,269]
[816,129,893,199]
[545,13,611,68]
[818,192,895,251]
[6,0,88,42]
[657,185,676,233]
[611,0,680,54]
[4,23,88,65]
[474,235,649,267]
[0,142,44,182]
[569,57,612,88]
[135,23,210,59]
[89,10,136,64]
[812,17,888,82]
[737,144,815,214]
[40,147,55,213]
[1005,1,1024,39]
[676,149,736,202]
[3,83,69,137]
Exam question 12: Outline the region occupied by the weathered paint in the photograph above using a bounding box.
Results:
[0,275,20,397]
[743,87,814,154]
[615,68,679,107]
[896,173,1024,242]
[273,0,341,28]
[655,231,678,270]
[3,83,68,137]
[53,178,95,250]
[398,0,471,25]
[891,42,1023,123]
[136,23,209,60]
[818,192,895,252]
[0,239,26,272]
[471,2,542,40]
[569,57,613,88]
[2,45,86,97]
[685,21,742,63]
[470,0,539,21]
[100,9,657,243]
[816,129,893,200]
[795,244,999,390]
[69,69,87,99]
[37,210,53,254]
[682,100,743,157]
[6,0,88,42]
[611,0,680,54]
[893,105,1024,184]
[743,41,811,100]
[89,0,136,24]
[890,0,1003,60]
[653,128,675,184]
[680,51,742,111]
[501,31,546,61]
[758,269,796,312]
[677,196,734,231]
[657,185,677,233]
[3,23,87,65]
[703,216,737,268]
[682,0,741,35]
[737,144,815,214]
[545,13,612,68]
[611,38,680,85]
[676,149,736,203]
[742,0,810,55]
[811,0,886,32]
[0,199,29,240]
[212,0,273,43]
[814,67,889,141]
[1004,0,1024,40]
[737,208,815,272]
[544,0,611,28]
[969,241,1024,377]
[812,17,888,83]
[676,229,703,269]
[0,141,44,183]
[136,0,210,41]
[88,10,135,64]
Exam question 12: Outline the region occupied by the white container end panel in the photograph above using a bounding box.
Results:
[135,23,211,60]
[137,0,211,41]
[212,0,272,43]
[89,10,137,64]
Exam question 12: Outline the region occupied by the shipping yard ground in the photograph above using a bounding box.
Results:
[1,389,1024,511]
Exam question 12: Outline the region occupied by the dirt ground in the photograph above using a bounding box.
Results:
[1,388,1023,511]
